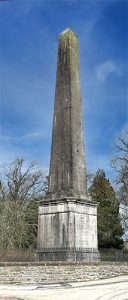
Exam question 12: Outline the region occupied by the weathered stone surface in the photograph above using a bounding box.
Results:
[37,200,99,261]
[48,29,87,195]
[37,29,99,262]
[0,263,128,284]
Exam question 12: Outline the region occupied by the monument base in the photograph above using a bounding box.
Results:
[37,196,100,262]
[37,248,100,262]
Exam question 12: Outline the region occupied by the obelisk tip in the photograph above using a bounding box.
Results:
[60,28,78,38]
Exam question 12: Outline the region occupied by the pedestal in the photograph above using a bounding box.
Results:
[37,197,100,262]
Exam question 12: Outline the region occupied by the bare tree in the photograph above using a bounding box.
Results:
[86,171,95,189]
[0,157,47,202]
[0,158,47,249]
[111,128,128,238]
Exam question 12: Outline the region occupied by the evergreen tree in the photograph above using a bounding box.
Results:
[89,169,123,249]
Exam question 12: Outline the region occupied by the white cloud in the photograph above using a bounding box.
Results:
[0,130,49,144]
[87,152,111,173]
[86,152,116,186]
[0,142,22,166]
[95,60,123,82]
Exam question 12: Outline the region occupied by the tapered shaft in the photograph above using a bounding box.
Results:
[48,29,87,196]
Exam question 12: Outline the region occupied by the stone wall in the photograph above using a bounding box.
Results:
[0,263,128,284]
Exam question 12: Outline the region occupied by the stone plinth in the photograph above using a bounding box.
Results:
[37,197,99,262]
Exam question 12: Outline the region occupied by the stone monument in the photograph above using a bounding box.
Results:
[37,28,99,262]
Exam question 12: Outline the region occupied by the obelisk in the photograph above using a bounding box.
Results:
[37,29,99,262]
[48,28,87,197]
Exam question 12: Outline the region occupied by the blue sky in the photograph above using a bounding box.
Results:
[0,0,127,183]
